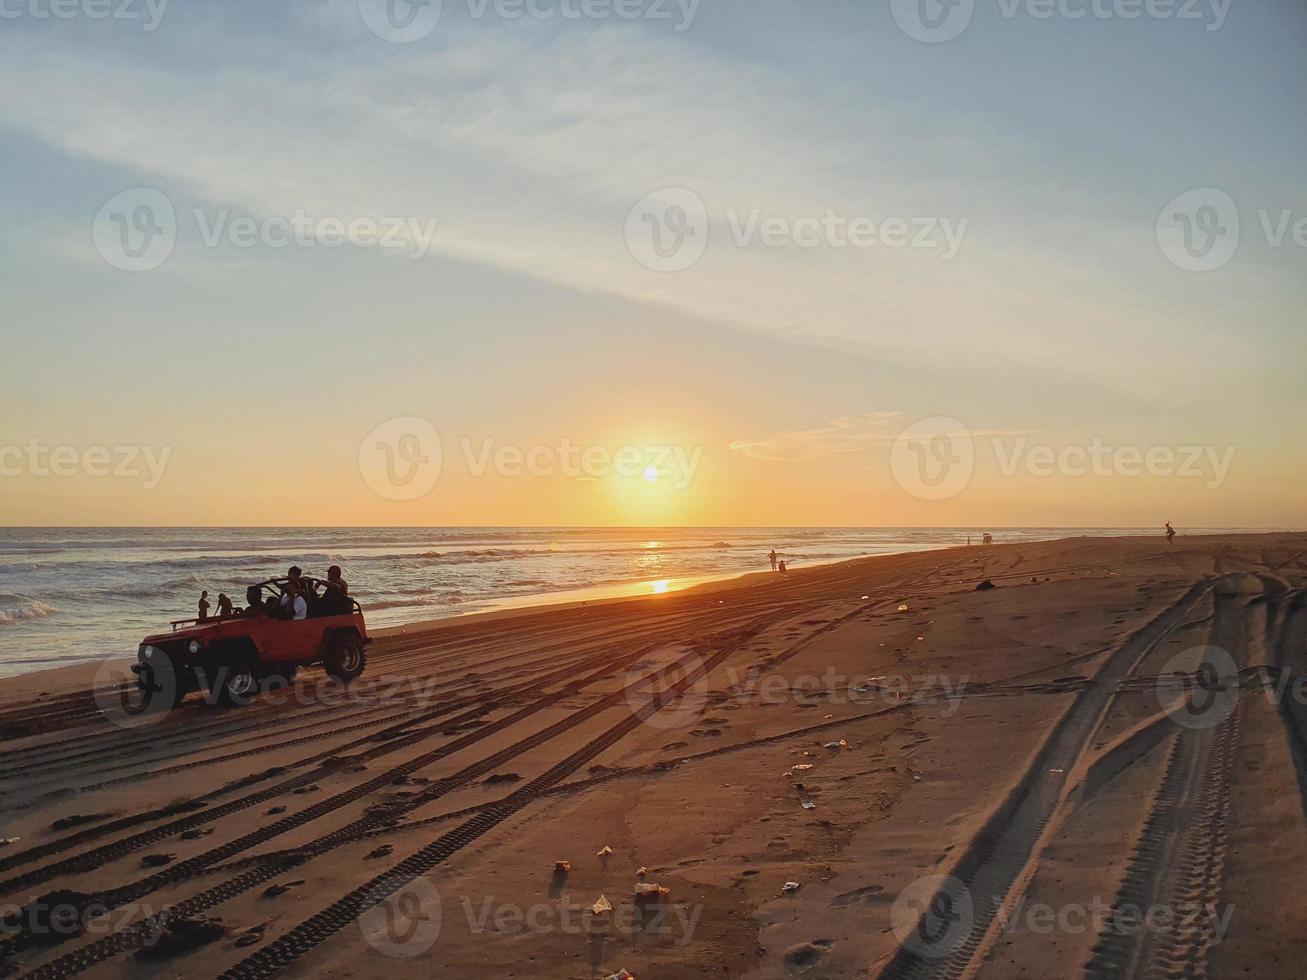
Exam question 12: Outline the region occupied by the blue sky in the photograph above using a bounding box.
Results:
[0,0,1304,525]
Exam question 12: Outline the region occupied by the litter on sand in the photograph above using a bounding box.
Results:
[897,603,910,612]
[592,895,613,914]
[801,801,817,810]
[782,881,801,893]
[634,882,670,897]
[605,970,635,980]
[554,860,571,873]
[636,866,648,877]
[792,764,814,771]
[824,739,847,750]
[596,845,613,857]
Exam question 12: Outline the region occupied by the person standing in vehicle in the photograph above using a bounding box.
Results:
[324,565,350,614]
[198,590,210,621]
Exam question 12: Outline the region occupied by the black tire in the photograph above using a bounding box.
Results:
[207,655,261,708]
[324,635,366,682]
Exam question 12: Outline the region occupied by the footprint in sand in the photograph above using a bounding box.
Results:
[783,938,834,971]
[831,885,884,907]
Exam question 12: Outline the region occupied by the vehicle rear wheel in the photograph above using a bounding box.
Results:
[208,657,260,707]
[324,635,366,682]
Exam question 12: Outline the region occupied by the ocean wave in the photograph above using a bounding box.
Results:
[0,594,60,625]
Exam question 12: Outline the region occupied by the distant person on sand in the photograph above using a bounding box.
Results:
[1166,522,1176,543]
[967,535,971,546]
[197,590,210,621]
[777,560,788,574]
[769,549,778,571]
[216,593,233,617]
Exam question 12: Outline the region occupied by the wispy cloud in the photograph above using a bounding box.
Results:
[729,412,905,461]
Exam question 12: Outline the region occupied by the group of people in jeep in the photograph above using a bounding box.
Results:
[197,565,352,623]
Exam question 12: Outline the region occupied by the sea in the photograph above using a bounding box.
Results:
[0,526,1254,679]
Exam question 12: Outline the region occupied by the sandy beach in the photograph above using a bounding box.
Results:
[2,533,1306,979]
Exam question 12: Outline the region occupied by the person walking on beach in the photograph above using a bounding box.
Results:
[1165,521,1176,543]
[197,590,210,622]
[769,549,778,572]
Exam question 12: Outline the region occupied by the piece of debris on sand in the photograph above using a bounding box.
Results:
[592,895,613,914]
[782,881,801,894]
[596,845,613,858]
[633,882,670,898]
[484,772,522,785]
[262,879,305,898]
[140,853,175,868]
[134,917,228,960]
[975,579,997,591]
[367,845,394,859]
[554,860,571,873]
[605,970,635,980]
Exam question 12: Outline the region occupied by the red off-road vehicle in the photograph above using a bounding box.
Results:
[131,577,370,707]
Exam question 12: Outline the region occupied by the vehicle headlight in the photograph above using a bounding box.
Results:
[140,645,158,660]
[189,640,203,655]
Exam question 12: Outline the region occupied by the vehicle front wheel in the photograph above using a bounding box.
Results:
[324,636,366,682]
[208,657,261,707]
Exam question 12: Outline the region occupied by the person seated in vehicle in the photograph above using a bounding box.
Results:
[243,585,269,617]
[322,565,351,615]
[285,580,309,621]
[216,593,234,618]
[279,566,305,617]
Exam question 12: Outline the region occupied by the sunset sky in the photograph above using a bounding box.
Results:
[1,0,1304,527]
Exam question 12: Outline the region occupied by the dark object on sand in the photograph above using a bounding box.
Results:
[366,845,395,859]
[975,579,997,591]
[140,853,176,868]
[134,917,228,960]
[484,772,523,785]
[9,890,95,945]
[50,812,115,832]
